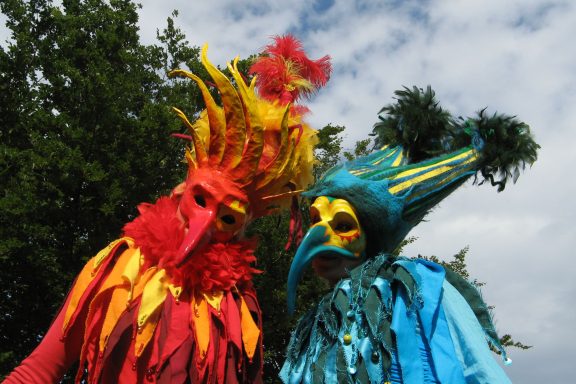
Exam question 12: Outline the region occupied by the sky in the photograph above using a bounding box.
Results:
[138,1,576,382]
[3,0,575,382]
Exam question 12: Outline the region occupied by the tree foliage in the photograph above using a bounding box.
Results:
[313,123,345,178]
[0,0,210,376]
[343,137,372,161]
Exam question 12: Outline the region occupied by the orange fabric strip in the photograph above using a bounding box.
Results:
[239,295,260,360]
[191,293,211,359]
[97,247,139,352]
[62,238,128,333]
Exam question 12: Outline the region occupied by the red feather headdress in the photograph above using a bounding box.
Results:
[250,35,332,111]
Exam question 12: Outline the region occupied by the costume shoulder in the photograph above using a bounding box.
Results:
[62,237,138,338]
[281,256,510,384]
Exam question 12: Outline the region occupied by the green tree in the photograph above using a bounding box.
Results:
[343,137,372,161]
[0,0,209,376]
[313,123,345,177]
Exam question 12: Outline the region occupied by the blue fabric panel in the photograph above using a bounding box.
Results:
[391,289,424,383]
[414,322,440,383]
[389,347,403,384]
[371,276,392,305]
[415,260,467,383]
[288,353,307,384]
[393,259,422,300]
[442,282,512,384]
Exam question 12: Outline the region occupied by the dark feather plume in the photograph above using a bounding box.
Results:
[372,86,540,190]
[467,109,539,191]
[372,86,455,163]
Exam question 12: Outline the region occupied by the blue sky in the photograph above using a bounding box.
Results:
[3,0,575,382]
[136,1,575,382]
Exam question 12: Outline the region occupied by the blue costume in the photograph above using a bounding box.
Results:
[282,86,538,383]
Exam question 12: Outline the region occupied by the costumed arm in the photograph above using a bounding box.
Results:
[3,291,85,384]
[4,239,126,384]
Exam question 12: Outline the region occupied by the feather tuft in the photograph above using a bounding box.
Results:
[467,109,540,191]
[250,35,331,106]
[372,86,455,163]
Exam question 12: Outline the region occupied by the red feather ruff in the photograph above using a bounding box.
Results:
[123,196,260,291]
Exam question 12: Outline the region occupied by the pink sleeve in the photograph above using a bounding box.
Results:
[3,293,85,384]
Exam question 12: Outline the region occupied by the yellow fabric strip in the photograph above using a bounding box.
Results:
[349,168,370,176]
[350,149,404,176]
[202,290,224,311]
[389,154,477,195]
[168,284,182,303]
[94,238,130,269]
[132,267,157,300]
[95,247,136,295]
[373,147,401,166]
[389,149,475,181]
[135,269,168,357]
[135,307,162,358]
[137,269,167,327]
[239,296,260,360]
[122,247,142,304]
[391,150,405,166]
[99,287,129,353]
[405,165,472,205]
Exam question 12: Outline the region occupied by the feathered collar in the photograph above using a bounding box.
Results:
[122,195,260,291]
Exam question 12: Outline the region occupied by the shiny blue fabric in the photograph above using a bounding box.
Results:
[280,256,510,384]
[414,260,466,383]
[442,282,512,384]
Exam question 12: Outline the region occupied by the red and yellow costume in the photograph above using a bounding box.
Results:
[4,38,330,383]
